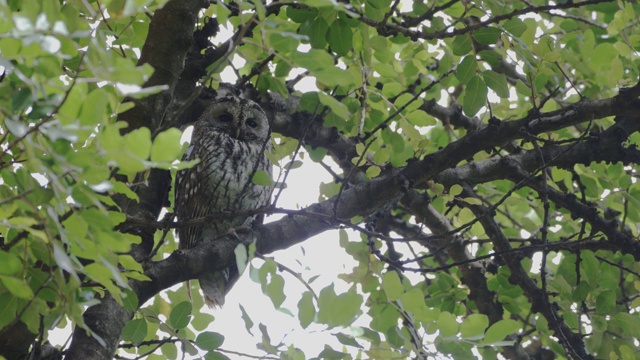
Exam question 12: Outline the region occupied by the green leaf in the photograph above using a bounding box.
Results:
[381,271,403,301]
[286,6,318,23]
[0,275,34,300]
[297,291,315,329]
[265,273,286,309]
[595,290,616,314]
[239,304,254,335]
[252,170,273,186]
[53,243,78,280]
[169,301,192,329]
[436,311,458,338]
[591,42,617,69]
[4,119,28,137]
[327,19,352,56]
[472,27,502,45]
[572,281,590,302]
[259,323,276,353]
[449,184,463,196]
[382,82,402,98]
[0,292,17,329]
[290,49,334,71]
[456,55,477,84]
[451,35,472,56]
[462,76,487,116]
[482,70,509,98]
[478,49,502,67]
[269,32,299,53]
[124,127,152,160]
[79,88,109,125]
[535,315,549,333]
[405,110,434,127]
[533,35,559,62]
[118,255,144,274]
[503,18,527,37]
[234,243,249,276]
[121,318,147,345]
[205,351,232,360]
[318,345,349,359]
[460,314,489,339]
[335,332,362,348]
[122,288,139,312]
[0,251,21,275]
[161,343,177,359]
[315,67,355,87]
[581,251,599,284]
[309,17,329,49]
[318,92,351,120]
[317,285,362,328]
[394,93,421,113]
[274,61,292,78]
[151,128,183,163]
[612,313,640,337]
[398,289,437,323]
[285,160,303,170]
[11,88,33,112]
[195,331,225,351]
[483,319,519,344]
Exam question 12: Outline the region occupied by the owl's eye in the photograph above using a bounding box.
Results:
[219,113,233,123]
[246,118,258,128]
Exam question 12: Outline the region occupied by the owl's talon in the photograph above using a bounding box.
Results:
[227,226,254,244]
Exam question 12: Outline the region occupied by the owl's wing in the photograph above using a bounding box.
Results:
[175,146,211,250]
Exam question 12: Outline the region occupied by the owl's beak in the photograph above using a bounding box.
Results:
[231,119,242,139]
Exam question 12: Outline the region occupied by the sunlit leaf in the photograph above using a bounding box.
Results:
[252,170,273,186]
[456,55,477,84]
[196,331,225,351]
[169,301,192,329]
[472,27,502,45]
[483,319,519,344]
[462,76,487,116]
[151,128,183,163]
[297,291,315,329]
[0,251,21,275]
[381,271,403,301]
[121,318,147,345]
[482,70,509,98]
[327,19,352,56]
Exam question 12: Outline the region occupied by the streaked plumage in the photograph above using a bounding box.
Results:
[174,94,272,307]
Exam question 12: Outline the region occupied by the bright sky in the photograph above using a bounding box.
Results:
[208,158,360,357]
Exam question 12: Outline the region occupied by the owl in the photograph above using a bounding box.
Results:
[174,94,272,307]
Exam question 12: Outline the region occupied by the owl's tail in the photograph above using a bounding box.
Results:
[198,265,241,308]
[199,271,227,308]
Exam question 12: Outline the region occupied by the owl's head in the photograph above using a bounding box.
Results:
[196,95,270,144]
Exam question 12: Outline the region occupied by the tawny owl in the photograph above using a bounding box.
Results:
[174,94,272,307]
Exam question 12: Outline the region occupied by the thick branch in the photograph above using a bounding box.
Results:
[436,108,640,187]
[65,1,208,359]
[402,90,640,187]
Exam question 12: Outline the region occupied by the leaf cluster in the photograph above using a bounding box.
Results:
[1,0,640,359]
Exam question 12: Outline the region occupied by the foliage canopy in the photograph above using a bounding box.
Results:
[1,0,640,359]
